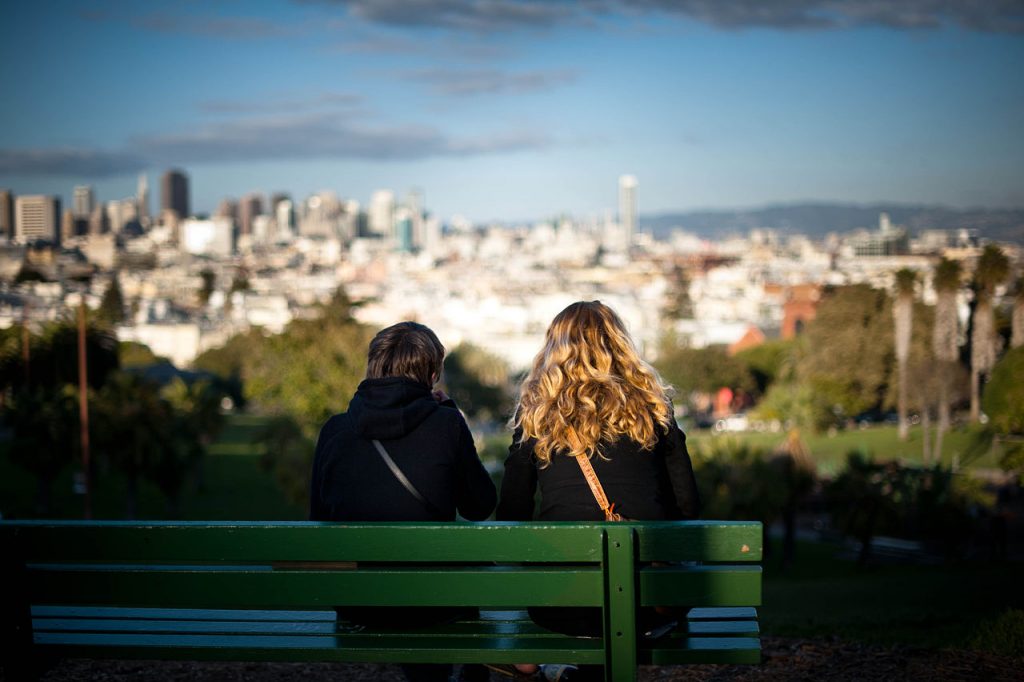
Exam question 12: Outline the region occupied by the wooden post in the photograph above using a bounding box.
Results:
[78,300,92,520]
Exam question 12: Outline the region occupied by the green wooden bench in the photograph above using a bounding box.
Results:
[1,520,762,681]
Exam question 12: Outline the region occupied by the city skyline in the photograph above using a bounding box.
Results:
[1,1,1023,222]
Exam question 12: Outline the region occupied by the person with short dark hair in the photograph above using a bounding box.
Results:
[310,321,496,682]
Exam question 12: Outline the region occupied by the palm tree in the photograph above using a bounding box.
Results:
[892,269,917,441]
[932,258,961,463]
[969,245,1010,422]
[1012,275,1024,350]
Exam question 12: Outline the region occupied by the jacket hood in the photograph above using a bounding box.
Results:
[347,377,440,440]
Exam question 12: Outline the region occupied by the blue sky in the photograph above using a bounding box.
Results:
[1,0,1022,222]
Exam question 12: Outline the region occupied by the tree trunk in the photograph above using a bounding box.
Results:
[970,298,997,423]
[970,366,981,423]
[1012,301,1024,349]
[897,359,908,440]
[921,407,931,465]
[894,296,912,441]
[935,380,948,465]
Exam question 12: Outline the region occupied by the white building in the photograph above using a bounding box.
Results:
[182,217,233,257]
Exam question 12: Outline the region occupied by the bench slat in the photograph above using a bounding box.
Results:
[7,523,608,563]
[28,567,604,608]
[638,565,762,606]
[642,637,762,665]
[635,522,763,562]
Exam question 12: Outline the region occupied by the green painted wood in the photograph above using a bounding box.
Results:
[31,606,336,621]
[635,522,763,562]
[638,565,762,606]
[604,525,636,682]
[2,522,606,563]
[32,616,564,638]
[28,567,604,608]
[32,633,607,665]
[642,637,762,665]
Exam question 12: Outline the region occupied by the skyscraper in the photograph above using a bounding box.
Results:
[73,185,95,219]
[14,195,61,244]
[618,175,637,249]
[0,189,13,240]
[137,173,149,223]
[369,189,395,238]
[238,193,263,237]
[161,169,190,219]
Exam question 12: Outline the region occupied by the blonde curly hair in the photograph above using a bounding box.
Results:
[513,301,673,466]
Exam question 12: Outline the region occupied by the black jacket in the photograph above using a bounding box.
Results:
[496,416,700,522]
[309,377,496,522]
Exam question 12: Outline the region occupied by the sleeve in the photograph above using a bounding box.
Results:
[495,428,538,521]
[453,414,498,521]
[662,418,701,520]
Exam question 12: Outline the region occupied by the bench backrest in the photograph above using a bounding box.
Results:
[1,520,761,677]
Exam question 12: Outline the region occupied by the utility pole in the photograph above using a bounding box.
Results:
[78,299,92,519]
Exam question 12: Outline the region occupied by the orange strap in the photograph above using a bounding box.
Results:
[575,454,622,521]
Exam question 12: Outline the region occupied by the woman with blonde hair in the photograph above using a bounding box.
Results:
[496,301,699,678]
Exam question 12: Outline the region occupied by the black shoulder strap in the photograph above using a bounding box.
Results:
[372,439,442,516]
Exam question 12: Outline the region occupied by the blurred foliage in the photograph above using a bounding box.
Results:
[734,339,796,395]
[825,452,993,563]
[442,343,514,421]
[655,339,755,396]
[256,414,314,509]
[119,341,164,368]
[3,386,79,514]
[980,346,1024,483]
[97,276,126,325]
[968,609,1024,658]
[797,285,894,422]
[751,381,833,432]
[0,314,119,394]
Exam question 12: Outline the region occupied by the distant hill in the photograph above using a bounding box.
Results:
[641,203,1024,244]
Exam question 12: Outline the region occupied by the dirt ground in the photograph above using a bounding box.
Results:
[17,636,1021,682]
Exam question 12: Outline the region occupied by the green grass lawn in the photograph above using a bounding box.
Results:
[761,540,1024,652]
[0,413,303,521]
[687,424,1001,476]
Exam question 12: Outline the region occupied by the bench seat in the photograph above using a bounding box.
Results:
[29,607,759,665]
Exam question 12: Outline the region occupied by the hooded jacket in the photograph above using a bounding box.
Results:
[309,377,496,522]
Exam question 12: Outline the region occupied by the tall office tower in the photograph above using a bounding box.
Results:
[368,189,395,238]
[394,207,413,252]
[73,185,95,219]
[136,174,149,223]
[238,193,263,236]
[270,192,290,213]
[14,195,61,244]
[618,175,637,249]
[216,198,238,222]
[88,204,108,235]
[0,189,13,240]
[406,189,424,250]
[61,209,76,242]
[275,199,295,239]
[161,169,190,219]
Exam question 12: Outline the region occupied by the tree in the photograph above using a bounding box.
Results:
[157,378,225,516]
[797,285,893,423]
[3,386,79,514]
[662,264,694,320]
[97,275,126,325]
[981,346,1024,484]
[892,269,917,441]
[932,258,962,458]
[442,343,514,421]
[654,341,754,398]
[92,372,169,519]
[198,268,217,307]
[1010,275,1024,349]
[969,245,1010,422]
[734,339,795,397]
